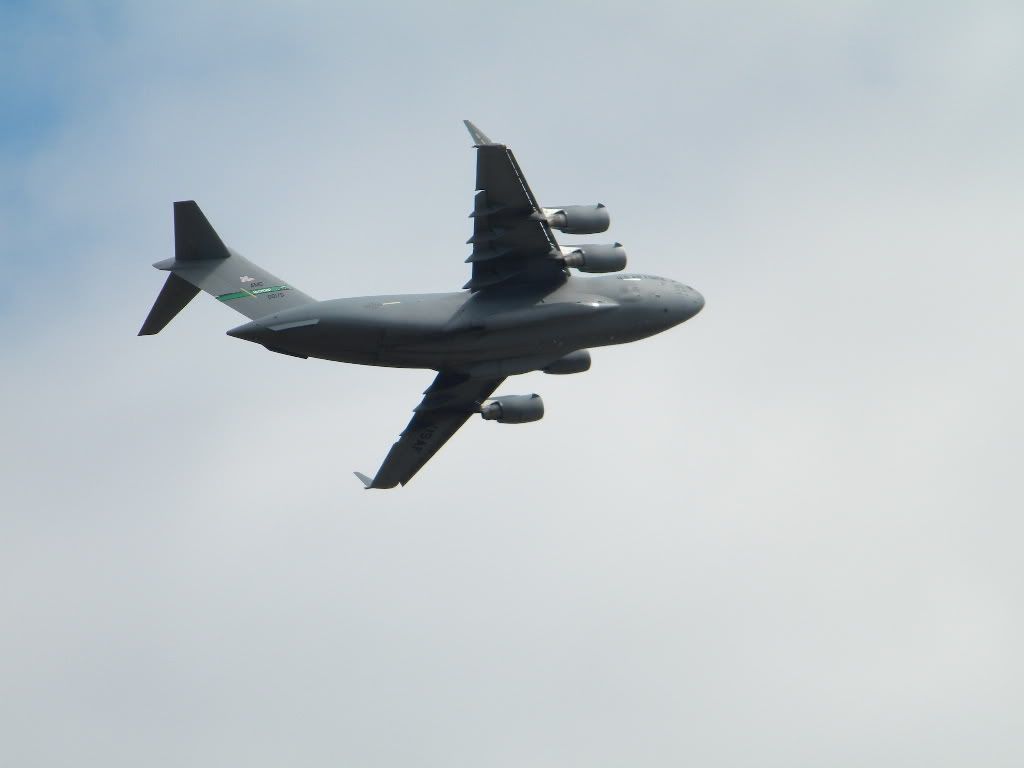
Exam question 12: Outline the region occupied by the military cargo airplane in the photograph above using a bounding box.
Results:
[139,121,704,488]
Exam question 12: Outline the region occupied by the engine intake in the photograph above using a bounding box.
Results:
[480,394,544,424]
[543,204,610,234]
[543,350,591,375]
[560,243,627,273]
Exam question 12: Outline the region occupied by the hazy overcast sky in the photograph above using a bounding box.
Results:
[2,2,1023,766]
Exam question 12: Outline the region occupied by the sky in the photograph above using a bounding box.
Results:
[2,1,1023,765]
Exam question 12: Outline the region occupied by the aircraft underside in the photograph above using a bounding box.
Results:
[140,121,704,488]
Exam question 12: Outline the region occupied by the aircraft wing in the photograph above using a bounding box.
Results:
[355,372,505,489]
[462,120,567,292]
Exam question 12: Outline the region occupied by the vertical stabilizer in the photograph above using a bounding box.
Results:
[139,200,314,334]
[173,201,231,262]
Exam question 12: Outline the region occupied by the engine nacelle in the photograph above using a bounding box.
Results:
[560,243,627,273]
[479,394,544,424]
[543,349,591,375]
[543,204,610,234]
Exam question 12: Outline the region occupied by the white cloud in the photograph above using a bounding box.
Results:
[2,2,1023,766]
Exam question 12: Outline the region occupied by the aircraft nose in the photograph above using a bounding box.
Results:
[669,283,704,322]
[688,287,705,317]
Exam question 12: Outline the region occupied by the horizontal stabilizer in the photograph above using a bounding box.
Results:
[138,272,201,335]
[353,471,375,489]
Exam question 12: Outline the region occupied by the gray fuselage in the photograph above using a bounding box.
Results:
[227,272,704,375]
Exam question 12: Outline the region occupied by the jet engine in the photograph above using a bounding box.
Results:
[543,204,610,234]
[560,243,627,273]
[479,394,544,424]
[543,349,591,375]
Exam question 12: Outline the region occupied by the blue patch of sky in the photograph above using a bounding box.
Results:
[1,2,120,153]
[1,3,129,319]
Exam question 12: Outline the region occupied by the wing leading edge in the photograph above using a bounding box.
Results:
[355,372,505,489]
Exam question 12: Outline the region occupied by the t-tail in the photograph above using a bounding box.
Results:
[138,201,314,335]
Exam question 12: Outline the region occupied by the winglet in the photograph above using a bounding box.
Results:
[353,471,375,489]
[463,120,496,146]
